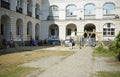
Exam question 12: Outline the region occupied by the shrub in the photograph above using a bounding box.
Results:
[114,31,120,61]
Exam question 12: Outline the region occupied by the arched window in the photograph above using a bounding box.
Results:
[50,5,59,16]
[103,23,115,36]
[66,4,77,16]
[103,3,115,15]
[84,4,96,15]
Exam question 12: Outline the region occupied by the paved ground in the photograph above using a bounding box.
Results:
[22,47,93,77]
[20,46,120,77]
[37,47,93,77]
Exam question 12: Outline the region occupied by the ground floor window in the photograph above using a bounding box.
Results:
[103,23,115,36]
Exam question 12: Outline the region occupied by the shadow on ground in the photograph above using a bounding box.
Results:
[0,45,59,55]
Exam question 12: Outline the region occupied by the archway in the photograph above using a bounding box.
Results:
[16,19,23,41]
[83,23,96,46]
[84,23,96,38]
[16,19,23,36]
[27,21,32,40]
[1,15,11,41]
[66,23,77,39]
[49,24,59,40]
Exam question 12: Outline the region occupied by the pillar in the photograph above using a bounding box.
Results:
[32,23,35,39]
[59,25,66,40]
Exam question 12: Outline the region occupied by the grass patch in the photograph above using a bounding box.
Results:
[0,49,75,77]
[0,66,37,77]
[92,71,120,77]
[93,46,117,57]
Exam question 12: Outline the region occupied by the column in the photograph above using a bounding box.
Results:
[23,21,27,41]
[32,23,35,39]
[59,25,66,40]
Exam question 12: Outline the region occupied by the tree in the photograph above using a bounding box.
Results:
[115,31,120,61]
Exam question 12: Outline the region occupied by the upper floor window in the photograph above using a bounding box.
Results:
[17,0,23,8]
[103,3,115,15]
[66,4,77,16]
[103,23,115,36]
[49,5,59,16]
[1,0,10,9]
[27,0,33,16]
[35,4,40,19]
[16,0,23,13]
[84,4,96,15]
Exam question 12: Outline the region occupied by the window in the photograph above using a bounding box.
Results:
[66,4,77,16]
[50,5,59,16]
[17,0,23,8]
[103,3,115,15]
[103,23,115,36]
[84,4,96,15]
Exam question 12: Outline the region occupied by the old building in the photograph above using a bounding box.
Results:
[0,0,120,46]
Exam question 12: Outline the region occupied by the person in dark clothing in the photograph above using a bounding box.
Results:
[72,39,75,49]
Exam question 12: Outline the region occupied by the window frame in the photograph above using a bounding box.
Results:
[103,23,115,37]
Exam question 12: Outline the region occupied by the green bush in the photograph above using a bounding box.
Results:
[95,46,109,52]
[109,43,117,52]
[113,31,120,61]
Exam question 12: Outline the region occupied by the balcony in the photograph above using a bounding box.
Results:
[1,0,10,9]
[84,15,96,19]
[27,10,32,17]
[36,14,39,19]
[66,15,77,20]
[16,7,22,13]
[47,16,59,20]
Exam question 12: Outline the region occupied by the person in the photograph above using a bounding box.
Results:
[31,38,36,46]
[70,37,75,49]
[72,39,75,49]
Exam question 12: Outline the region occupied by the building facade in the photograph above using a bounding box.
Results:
[0,0,120,45]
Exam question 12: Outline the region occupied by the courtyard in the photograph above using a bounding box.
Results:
[0,46,120,77]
